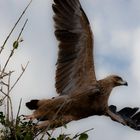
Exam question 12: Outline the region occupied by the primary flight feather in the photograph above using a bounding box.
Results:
[26,0,140,130]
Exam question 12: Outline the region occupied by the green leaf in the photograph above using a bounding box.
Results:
[79,133,88,140]
[57,134,66,140]
[13,41,19,49]
[0,112,5,125]
[65,137,72,140]
[23,133,33,140]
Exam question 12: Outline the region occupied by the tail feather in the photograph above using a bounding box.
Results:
[26,99,39,110]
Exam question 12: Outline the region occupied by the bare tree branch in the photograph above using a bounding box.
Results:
[0,0,32,54]
[10,61,29,93]
[0,19,28,77]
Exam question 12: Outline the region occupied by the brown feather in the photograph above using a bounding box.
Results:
[53,0,96,95]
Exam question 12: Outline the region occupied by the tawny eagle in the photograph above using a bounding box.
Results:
[26,0,140,130]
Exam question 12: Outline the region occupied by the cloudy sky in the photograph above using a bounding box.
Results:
[0,0,140,139]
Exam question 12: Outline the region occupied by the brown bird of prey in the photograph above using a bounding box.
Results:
[26,0,140,130]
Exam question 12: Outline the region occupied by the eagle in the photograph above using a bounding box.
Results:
[26,0,140,130]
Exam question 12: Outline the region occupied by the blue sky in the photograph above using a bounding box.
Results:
[0,0,140,139]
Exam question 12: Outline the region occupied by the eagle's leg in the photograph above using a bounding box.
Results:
[36,115,76,129]
[106,109,127,125]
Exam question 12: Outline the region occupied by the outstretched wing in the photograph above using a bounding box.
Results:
[53,0,96,95]
[109,105,140,130]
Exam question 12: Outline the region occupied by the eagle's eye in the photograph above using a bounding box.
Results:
[114,76,123,81]
[113,76,128,86]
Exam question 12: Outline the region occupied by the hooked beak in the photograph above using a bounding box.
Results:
[119,80,128,86]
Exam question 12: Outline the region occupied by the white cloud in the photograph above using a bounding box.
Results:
[131,28,140,83]
[110,30,132,49]
[0,0,140,140]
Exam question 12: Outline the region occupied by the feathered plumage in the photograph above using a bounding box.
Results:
[26,0,140,130]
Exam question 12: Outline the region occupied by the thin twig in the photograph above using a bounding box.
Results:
[0,19,28,77]
[0,88,10,98]
[0,81,9,87]
[17,19,28,41]
[9,98,13,122]
[40,131,47,140]
[0,0,32,54]
[6,72,11,122]
[16,99,22,125]
[10,61,29,92]
[2,62,29,101]
[0,71,15,79]
[1,48,15,76]
[72,128,94,139]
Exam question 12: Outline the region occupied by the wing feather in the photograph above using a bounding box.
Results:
[53,0,96,95]
[109,105,140,130]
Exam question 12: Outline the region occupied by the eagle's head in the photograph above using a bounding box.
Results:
[106,75,128,87]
